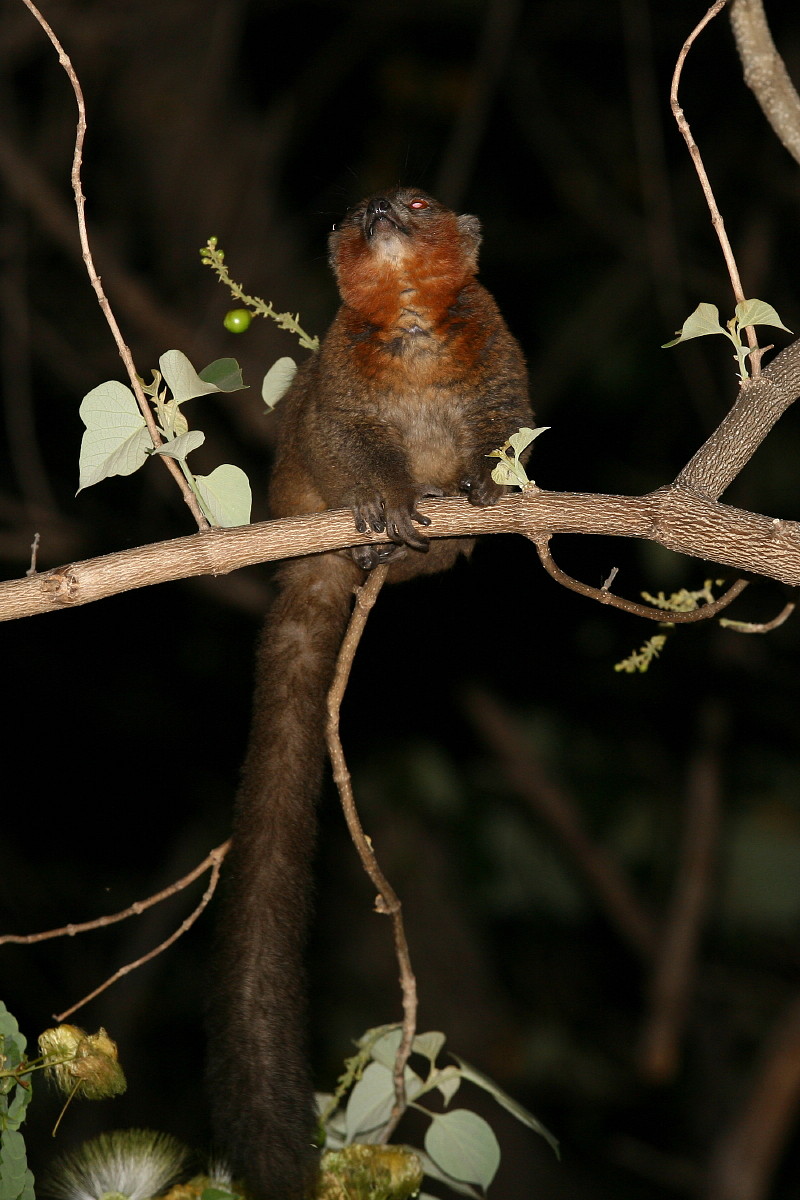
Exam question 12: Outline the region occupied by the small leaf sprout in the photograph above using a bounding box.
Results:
[487,426,549,489]
[663,298,791,380]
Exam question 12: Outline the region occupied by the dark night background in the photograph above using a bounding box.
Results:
[2,2,800,1197]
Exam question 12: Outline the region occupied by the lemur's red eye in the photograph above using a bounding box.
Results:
[409,198,429,210]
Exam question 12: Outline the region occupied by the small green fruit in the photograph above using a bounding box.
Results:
[224,308,252,334]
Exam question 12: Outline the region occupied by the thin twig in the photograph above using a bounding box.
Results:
[26,532,40,576]
[52,841,229,1020]
[720,601,795,633]
[532,534,749,622]
[325,564,418,1141]
[19,0,209,529]
[670,0,760,370]
[0,840,230,945]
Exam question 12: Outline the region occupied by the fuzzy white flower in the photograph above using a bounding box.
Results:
[44,1130,189,1200]
[202,1161,235,1190]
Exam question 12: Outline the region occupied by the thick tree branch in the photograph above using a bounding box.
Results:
[4,325,798,624]
[3,482,800,623]
[677,336,800,497]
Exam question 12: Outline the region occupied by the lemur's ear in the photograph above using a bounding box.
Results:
[457,213,482,270]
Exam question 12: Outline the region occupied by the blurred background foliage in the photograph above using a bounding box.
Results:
[2,1,800,1197]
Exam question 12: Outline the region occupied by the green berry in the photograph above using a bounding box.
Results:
[224,308,252,334]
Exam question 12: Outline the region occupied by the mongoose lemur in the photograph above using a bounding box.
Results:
[209,186,533,1200]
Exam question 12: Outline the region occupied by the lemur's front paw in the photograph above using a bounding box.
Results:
[349,489,431,551]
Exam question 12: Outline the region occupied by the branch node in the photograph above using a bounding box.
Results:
[41,568,80,605]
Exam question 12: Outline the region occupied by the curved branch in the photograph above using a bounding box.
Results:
[730,0,800,167]
[20,0,208,530]
[4,479,800,623]
[0,841,230,946]
[720,601,795,633]
[532,535,749,622]
[325,565,418,1141]
[52,842,228,1021]
[670,0,759,362]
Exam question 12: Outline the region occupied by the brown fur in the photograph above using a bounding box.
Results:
[208,187,533,1200]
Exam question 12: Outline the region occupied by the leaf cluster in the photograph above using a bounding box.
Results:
[78,351,252,527]
[1,1002,131,1200]
[487,427,548,490]
[663,299,791,380]
[0,1004,34,1200]
[317,1025,558,1198]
